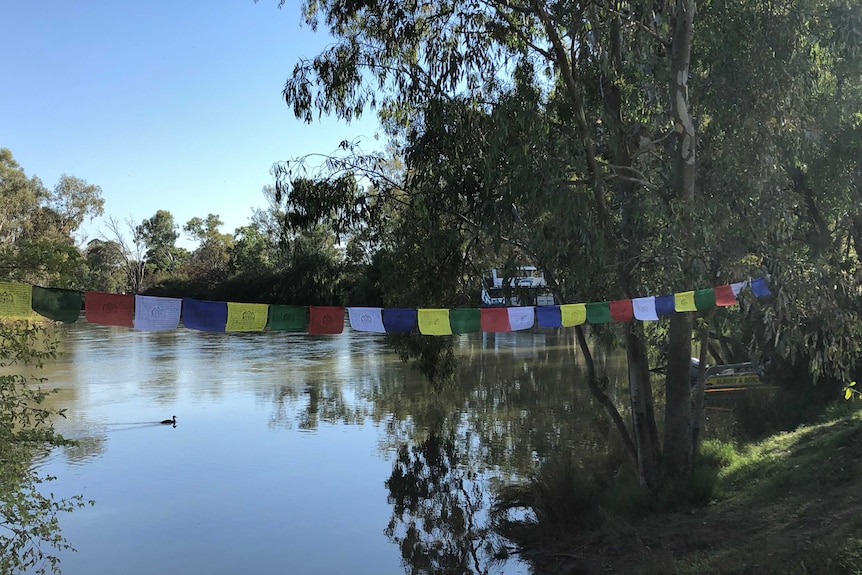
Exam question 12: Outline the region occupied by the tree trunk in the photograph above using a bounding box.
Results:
[664,313,694,478]
[625,325,661,490]
[574,326,639,472]
[691,320,710,456]
[663,0,697,479]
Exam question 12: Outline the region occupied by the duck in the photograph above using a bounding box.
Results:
[161,415,177,425]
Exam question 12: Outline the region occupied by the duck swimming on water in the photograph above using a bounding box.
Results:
[161,416,177,425]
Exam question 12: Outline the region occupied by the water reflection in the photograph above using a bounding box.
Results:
[386,428,498,575]
[32,323,627,575]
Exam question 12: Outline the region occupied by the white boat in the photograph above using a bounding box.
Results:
[480,267,555,306]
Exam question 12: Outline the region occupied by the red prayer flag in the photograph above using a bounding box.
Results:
[308,306,345,334]
[714,284,737,307]
[610,299,633,322]
[480,307,511,332]
[85,292,134,327]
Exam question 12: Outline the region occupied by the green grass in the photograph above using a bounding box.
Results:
[496,406,862,574]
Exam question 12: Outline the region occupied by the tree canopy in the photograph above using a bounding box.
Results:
[270,0,862,489]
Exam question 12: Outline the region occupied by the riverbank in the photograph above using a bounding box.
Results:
[516,407,862,574]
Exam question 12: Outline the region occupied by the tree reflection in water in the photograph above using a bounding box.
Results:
[385,427,502,575]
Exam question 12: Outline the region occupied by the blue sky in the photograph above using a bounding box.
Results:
[1,1,381,248]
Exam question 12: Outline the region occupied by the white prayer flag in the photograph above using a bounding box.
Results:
[347,307,386,333]
[134,295,182,331]
[731,280,748,296]
[633,297,659,321]
[507,307,535,331]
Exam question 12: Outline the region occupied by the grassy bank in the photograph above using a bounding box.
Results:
[500,406,862,574]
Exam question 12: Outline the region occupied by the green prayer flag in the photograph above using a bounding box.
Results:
[694,288,716,311]
[449,308,481,334]
[268,305,308,331]
[31,286,82,323]
[586,301,612,324]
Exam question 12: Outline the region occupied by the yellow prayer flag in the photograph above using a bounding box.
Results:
[417,308,452,336]
[560,304,587,327]
[226,302,269,332]
[674,291,697,312]
[0,282,33,319]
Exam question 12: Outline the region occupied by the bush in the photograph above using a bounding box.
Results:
[0,320,91,574]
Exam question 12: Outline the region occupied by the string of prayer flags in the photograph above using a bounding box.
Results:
[226,302,268,332]
[85,292,134,327]
[348,307,386,333]
[382,308,417,333]
[1,275,774,336]
[586,302,612,324]
[418,309,452,336]
[182,298,227,332]
[449,308,481,334]
[0,281,33,319]
[560,304,586,326]
[134,295,181,331]
[32,286,82,323]
[308,306,345,335]
[508,307,535,331]
[536,305,563,328]
[269,305,308,331]
[610,299,633,322]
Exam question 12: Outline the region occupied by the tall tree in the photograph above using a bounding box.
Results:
[136,210,183,275]
[272,0,860,488]
[183,214,233,286]
[0,150,99,287]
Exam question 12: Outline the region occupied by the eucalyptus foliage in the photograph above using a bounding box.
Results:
[0,321,90,575]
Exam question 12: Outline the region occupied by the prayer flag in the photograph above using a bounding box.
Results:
[481,308,511,332]
[0,282,33,318]
[655,295,676,317]
[85,292,134,327]
[560,304,587,327]
[32,286,82,323]
[751,277,772,297]
[226,302,268,332]
[633,297,659,321]
[714,284,737,307]
[610,299,633,322]
[417,309,452,336]
[347,307,386,333]
[674,291,697,312]
[268,305,308,331]
[308,306,345,335]
[731,281,747,296]
[536,306,562,328]
[449,308,481,334]
[507,307,535,331]
[586,302,612,324]
[694,288,716,311]
[182,298,227,332]
[134,295,181,331]
[382,308,416,333]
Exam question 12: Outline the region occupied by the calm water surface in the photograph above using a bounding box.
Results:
[32,322,624,575]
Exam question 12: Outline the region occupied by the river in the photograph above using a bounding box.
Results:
[30,321,627,575]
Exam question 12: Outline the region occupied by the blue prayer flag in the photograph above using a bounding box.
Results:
[655,294,676,317]
[382,308,417,333]
[751,277,772,297]
[536,306,563,328]
[182,298,227,332]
